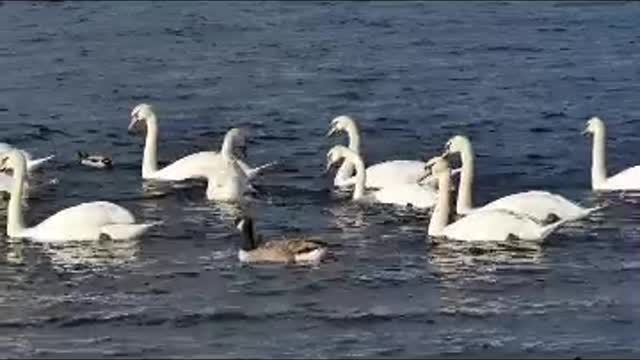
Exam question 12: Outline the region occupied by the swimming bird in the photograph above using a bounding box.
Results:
[327,115,456,188]
[326,145,436,209]
[583,116,640,191]
[426,155,570,242]
[0,142,54,171]
[234,216,328,264]
[78,151,113,169]
[0,150,159,242]
[443,135,600,222]
[128,104,274,181]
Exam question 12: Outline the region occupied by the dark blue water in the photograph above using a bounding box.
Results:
[1,1,639,357]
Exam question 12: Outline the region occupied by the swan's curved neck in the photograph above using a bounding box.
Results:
[142,115,159,178]
[8,158,27,237]
[591,127,607,189]
[345,122,361,153]
[429,169,451,237]
[336,123,362,181]
[456,143,475,214]
[344,151,366,200]
[220,132,236,159]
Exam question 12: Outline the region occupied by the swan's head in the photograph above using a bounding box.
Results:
[224,127,249,158]
[327,115,356,137]
[583,117,604,136]
[424,155,450,177]
[129,103,156,132]
[0,150,27,173]
[443,135,471,155]
[325,145,352,173]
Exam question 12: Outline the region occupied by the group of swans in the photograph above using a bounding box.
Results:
[324,115,640,243]
[1,107,638,257]
[0,103,278,243]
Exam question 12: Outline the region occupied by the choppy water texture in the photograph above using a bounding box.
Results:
[0,1,639,358]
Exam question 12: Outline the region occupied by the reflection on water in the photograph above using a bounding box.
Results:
[40,238,139,269]
[429,239,545,282]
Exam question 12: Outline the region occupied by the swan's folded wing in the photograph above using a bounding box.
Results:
[604,165,640,190]
[373,184,436,209]
[477,190,585,222]
[153,151,224,181]
[365,160,426,187]
[443,209,544,242]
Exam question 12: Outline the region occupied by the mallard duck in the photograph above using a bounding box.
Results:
[78,152,113,169]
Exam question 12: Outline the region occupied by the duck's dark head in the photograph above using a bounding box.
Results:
[234,216,258,251]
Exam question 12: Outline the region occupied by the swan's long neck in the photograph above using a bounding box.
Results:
[456,144,475,214]
[336,123,362,180]
[142,115,159,178]
[7,157,27,237]
[591,127,607,189]
[220,131,235,159]
[429,169,451,237]
[344,151,366,200]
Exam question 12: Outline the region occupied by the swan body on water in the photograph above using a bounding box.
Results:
[327,115,440,189]
[0,150,158,242]
[129,104,274,182]
[326,145,436,209]
[426,156,570,242]
[0,142,54,171]
[205,155,255,202]
[235,216,328,264]
[443,135,599,222]
[584,116,640,191]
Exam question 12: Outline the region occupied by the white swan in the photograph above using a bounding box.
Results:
[0,142,54,171]
[215,128,277,180]
[584,116,640,191]
[327,115,440,188]
[444,135,599,222]
[205,155,255,202]
[0,150,159,242]
[426,156,570,242]
[128,104,274,181]
[326,145,436,209]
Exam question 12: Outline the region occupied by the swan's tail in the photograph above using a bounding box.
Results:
[539,217,572,241]
[26,155,55,171]
[246,161,279,179]
[101,221,162,240]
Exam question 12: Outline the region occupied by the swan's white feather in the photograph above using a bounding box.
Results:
[144,151,221,181]
[597,165,640,191]
[371,183,436,209]
[442,208,567,242]
[472,190,596,222]
[23,201,155,242]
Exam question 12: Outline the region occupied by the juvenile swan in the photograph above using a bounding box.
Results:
[234,216,328,264]
[326,145,436,209]
[327,115,437,188]
[0,150,158,242]
[584,116,640,191]
[426,156,570,242]
[444,135,599,222]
